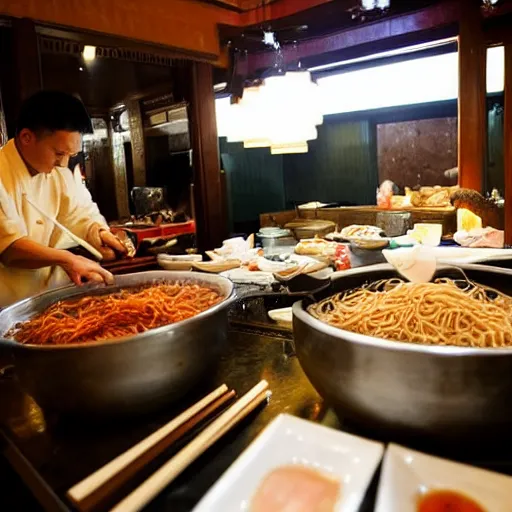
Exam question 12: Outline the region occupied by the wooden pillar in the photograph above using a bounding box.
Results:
[187,61,227,251]
[504,44,512,246]
[109,123,131,220]
[126,99,147,187]
[458,5,486,192]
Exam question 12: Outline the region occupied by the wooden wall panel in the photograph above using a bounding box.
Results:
[458,4,486,192]
[504,44,512,246]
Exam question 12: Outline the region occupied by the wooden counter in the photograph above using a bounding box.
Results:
[260,206,457,236]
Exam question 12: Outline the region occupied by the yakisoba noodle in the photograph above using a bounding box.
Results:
[308,278,512,348]
[6,283,222,346]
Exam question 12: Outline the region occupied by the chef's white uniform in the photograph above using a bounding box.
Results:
[0,140,108,307]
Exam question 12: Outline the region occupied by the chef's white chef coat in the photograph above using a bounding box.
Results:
[0,140,108,307]
[54,165,106,250]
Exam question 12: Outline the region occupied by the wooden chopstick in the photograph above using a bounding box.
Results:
[24,193,104,261]
[67,384,232,510]
[109,380,271,512]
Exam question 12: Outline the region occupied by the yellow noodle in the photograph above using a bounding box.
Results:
[308,278,512,348]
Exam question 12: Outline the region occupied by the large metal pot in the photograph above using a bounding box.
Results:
[293,264,512,438]
[0,271,235,416]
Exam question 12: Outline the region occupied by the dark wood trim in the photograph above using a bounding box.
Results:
[187,62,227,251]
[0,18,42,137]
[34,23,220,64]
[504,44,512,245]
[458,4,486,192]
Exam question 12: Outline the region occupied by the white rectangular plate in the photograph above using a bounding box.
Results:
[193,414,384,512]
[375,443,512,512]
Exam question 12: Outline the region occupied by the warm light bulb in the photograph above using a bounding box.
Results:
[83,45,96,61]
[361,0,376,10]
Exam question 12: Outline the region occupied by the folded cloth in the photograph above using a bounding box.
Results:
[454,227,504,248]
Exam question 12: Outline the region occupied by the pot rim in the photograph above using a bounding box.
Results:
[293,262,512,357]
[0,271,235,351]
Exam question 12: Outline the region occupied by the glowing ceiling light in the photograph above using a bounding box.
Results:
[82,45,96,61]
[224,70,323,154]
[361,0,376,9]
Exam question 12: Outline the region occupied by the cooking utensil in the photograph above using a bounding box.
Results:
[68,384,235,511]
[131,187,166,216]
[110,380,270,512]
[24,194,103,261]
[293,263,512,438]
[0,271,235,415]
[256,228,295,255]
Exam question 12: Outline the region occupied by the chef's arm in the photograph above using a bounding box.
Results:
[1,237,73,269]
[1,238,113,286]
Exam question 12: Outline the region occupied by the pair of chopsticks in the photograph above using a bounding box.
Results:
[67,380,270,512]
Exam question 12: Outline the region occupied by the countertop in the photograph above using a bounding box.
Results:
[1,290,512,512]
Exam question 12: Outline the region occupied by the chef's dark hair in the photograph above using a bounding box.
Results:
[16,90,93,136]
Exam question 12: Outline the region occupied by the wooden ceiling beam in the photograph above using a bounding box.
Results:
[245,0,461,74]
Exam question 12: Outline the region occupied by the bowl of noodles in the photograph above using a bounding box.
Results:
[292,263,512,438]
[0,271,235,415]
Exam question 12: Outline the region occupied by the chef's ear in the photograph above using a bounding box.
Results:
[17,128,36,146]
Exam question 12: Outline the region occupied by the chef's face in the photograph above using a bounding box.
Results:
[17,129,82,174]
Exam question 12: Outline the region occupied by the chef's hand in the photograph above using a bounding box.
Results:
[61,254,114,287]
[88,224,127,261]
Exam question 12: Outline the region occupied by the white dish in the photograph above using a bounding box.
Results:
[193,414,384,512]
[375,444,512,512]
[268,307,293,327]
[157,254,203,262]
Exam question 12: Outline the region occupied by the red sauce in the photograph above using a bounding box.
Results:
[418,490,487,512]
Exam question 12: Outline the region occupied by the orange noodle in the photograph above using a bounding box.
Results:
[308,278,512,348]
[6,283,222,346]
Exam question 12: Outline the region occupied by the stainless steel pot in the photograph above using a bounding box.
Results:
[0,271,235,416]
[293,264,512,438]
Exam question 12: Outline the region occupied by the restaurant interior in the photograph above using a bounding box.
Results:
[1,0,512,511]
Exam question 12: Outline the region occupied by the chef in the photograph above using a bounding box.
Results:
[0,90,126,308]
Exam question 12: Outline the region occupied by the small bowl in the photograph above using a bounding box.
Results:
[350,238,389,250]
